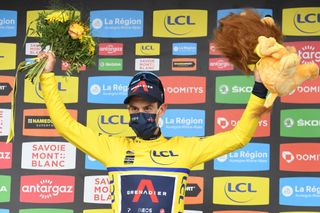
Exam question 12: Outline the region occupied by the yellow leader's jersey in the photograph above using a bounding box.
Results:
[40,72,265,213]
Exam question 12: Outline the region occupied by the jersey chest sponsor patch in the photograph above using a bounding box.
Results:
[120,174,176,213]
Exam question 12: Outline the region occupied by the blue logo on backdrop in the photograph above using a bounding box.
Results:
[90,10,144,38]
[217,8,273,24]
[85,154,107,171]
[88,76,131,104]
[280,177,320,206]
[0,10,17,37]
[214,143,270,171]
[172,43,197,55]
[0,209,9,213]
[121,175,175,212]
[159,109,205,137]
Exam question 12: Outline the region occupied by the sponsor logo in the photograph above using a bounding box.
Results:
[0,43,16,70]
[185,176,203,204]
[84,176,112,204]
[281,109,320,137]
[153,10,208,38]
[213,176,269,205]
[280,177,320,206]
[90,10,144,38]
[160,76,206,104]
[283,8,320,36]
[158,109,205,137]
[124,150,135,165]
[23,109,77,137]
[172,58,197,71]
[61,61,86,71]
[0,142,12,169]
[0,175,10,202]
[120,174,175,212]
[0,10,17,37]
[20,175,74,203]
[217,9,273,23]
[88,76,130,104]
[215,109,270,137]
[209,58,234,71]
[214,143,270,171]
[215,76,254,104]
[0,109,10,136]
[25,42,49,55]
[21,142,76,170]
[0,76,14,103]
[135,58,160,71]
[24,76,79,103]
[149,150,179,165]
[87,109,135,136]
[98,58,123,71]
[19,209,73,213]
[285,41,320,65]
[280,143,320,172]
[85,155,107,171]
[281,77,320,103]
[209,42,223,55]
[172,43,197,56]
[136,43,160,56]
[99,43,123,56]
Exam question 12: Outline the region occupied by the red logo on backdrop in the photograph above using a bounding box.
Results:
[280,143,320,172]
[285,41,320,66]
[214,109,270,137]
[0,76,14,103]
[160,76,206,104]
[23,109,78,137]
[132,179,159,203]
[0,142,12,169]
[99,43,123,56]
[209,42,223,55]
[20,175,75,203]
[209,58,234,71]
[61,61,86,71]
[281,77,320,103]
[185,176,203,204]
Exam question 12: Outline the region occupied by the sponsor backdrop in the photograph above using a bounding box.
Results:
[0,0,319,212]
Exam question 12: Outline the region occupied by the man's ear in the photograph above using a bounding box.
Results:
[158,103,167,117]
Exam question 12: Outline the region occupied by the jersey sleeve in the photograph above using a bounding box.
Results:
[40,72,112,165]
[187,94,266,167]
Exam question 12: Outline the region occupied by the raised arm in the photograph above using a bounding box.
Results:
[187,71,268,167]
[39,52,112,165]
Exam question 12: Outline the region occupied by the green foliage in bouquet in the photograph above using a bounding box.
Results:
[6,8,96,143]
[24,9,95,83]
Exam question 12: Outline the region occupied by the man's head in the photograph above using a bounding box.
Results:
[124,72,167,139]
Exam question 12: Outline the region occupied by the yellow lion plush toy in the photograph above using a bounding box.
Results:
[214,10,319,108]
[253,34,319,107]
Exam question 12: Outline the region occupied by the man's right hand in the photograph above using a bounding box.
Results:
[38,51,56,73]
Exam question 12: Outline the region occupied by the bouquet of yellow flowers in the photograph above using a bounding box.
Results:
[21,9,95,82]
[7,9,96,143]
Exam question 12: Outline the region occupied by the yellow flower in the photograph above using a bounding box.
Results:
[68,22,85,39]
[45,11,69,23]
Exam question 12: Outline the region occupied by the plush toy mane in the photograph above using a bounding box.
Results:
[214,9,283,74]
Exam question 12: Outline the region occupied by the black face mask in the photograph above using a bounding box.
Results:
[129,112,158,140]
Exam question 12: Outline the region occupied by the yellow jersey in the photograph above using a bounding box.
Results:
[40,72,265,213]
